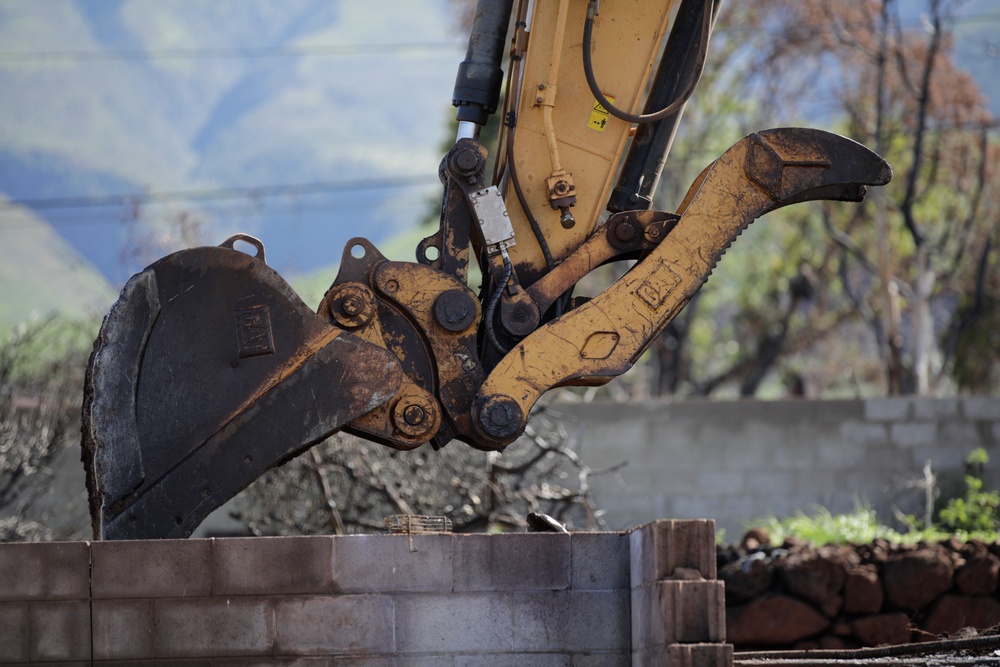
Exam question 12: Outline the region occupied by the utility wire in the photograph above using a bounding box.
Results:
[0,174,440,211]
[0,41,465,64]
[0,191,437,228]
[1,13,998,65]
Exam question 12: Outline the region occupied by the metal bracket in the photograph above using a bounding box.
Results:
[468,186,517,254]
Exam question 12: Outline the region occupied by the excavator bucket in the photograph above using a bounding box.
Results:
[81,236,402,539]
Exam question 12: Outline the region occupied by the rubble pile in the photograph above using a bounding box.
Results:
[718,534,1000,649]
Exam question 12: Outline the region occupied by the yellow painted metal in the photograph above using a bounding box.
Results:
[504,0,676,283]
[477,128,893,444]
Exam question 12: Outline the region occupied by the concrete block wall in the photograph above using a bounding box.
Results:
[629,520,730,667]
[549,397,1000,537]
[0,523,733,665]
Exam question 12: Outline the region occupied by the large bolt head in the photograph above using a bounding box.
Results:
[327,283,375,329]
[477,394,524,443]
[403,404,426,426]
[391,395,439,439]
[615,222,637,242]
[434,290,477,332]
[341,295,363,316]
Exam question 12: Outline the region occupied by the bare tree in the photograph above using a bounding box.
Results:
[0,318,92,541]
[637,0,999,399]
[232,403,620,535]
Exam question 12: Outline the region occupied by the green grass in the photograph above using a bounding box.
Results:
[746,503,1000,547]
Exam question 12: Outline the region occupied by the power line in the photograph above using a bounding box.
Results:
[0,174,440,212]
[706,11,1000,37]
[0,41,465,64]
[2,12,999,65]
[0,190,438,229]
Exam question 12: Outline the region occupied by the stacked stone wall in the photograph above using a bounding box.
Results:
[719,538,1000,649]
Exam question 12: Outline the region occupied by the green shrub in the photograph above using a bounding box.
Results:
[745,450,1000,546]
[938,448,1000,533]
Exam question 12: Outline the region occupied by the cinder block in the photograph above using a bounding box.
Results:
[152,597,273,657]
[453,533,570,591]
[204,661,328,667]
[910,445,968,470]
[101,662,211,667]
[770,441,819,471]
[632,581,725,650]
[92,599,152,660]
[964,397,1000,420]
[571,653,631,666]
[633,644,669,667]
[571,532,629,591]
[339,658,405,667]
[0,602,27,662]
[939,421,984,449]
[891,422,937,447]
[667,643,734,667]
[91,538,212,599]
[913,398,958,421]
[788,470,840,497]
[864,398,911,421]
[512,590,631,652]
[629,520,716,588]
[394,593,514,653]
[394,657,455,667]
[27,600,91,662]
[695,471,746,496]
[0,542,90,601]
[742,421,788,451]
[274,594,393,655]
[455,654,571,666]
[214,536,333,595]
[817,442,871,470]
[840,422,888,446]
[332,534,453,593]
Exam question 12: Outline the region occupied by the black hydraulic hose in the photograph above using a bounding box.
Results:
[485,254,513,355]
[582,0,713,124]
[506,134,574,318]
[506,128,555,271]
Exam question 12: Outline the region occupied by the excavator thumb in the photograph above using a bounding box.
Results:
[81,235,403,539]
[472,128,893,447]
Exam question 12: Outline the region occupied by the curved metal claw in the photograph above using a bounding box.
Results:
[472,128,892,447]
[82,243,403,539]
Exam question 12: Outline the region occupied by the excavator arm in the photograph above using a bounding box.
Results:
[82,0,891,538]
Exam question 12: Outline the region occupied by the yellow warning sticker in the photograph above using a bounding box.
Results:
[586,93,616,132]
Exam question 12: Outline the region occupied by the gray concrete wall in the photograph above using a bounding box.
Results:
[0,522,732,665]
[549,397,1000,538]
[0,533,630,664]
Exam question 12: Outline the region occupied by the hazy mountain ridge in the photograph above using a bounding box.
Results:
[0,0,457,298]
[0,195,117,331]
[2,1,995,329]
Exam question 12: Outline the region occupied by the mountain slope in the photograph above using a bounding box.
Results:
[0,196,117,330]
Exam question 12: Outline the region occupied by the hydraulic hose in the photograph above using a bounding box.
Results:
[485,253,514,355]
[582,0,713,124]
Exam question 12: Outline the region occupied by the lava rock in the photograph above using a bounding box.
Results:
[727,593,830,646]
[843,565,884,614]
[923,594,1000,637]
[779,546,851,616]
[852,612,911,646]
[955,553,1000,595]
[720,556,773,603]
[882,548,954,612]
